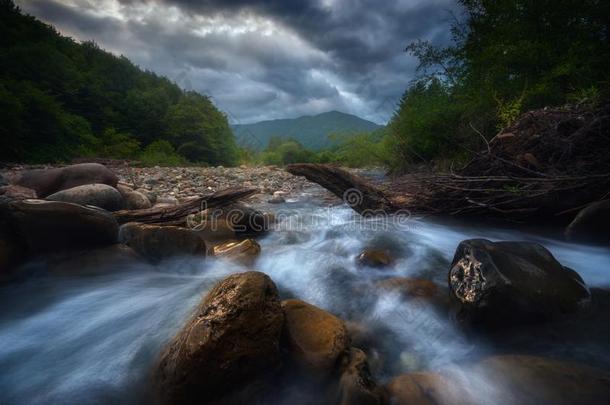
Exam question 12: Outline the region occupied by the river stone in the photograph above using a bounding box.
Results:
[213,239,261,265]
[336,348,386,405]
[13,163,118,198]
[0,185,37,201]
[135,188,157,205]
[281,299,350,374]
[46,244,146,275]
[386,371,470,405]
[123,190,151,210]
[119,223,206,262]
[565,200,610,245]
[448,239,591,328]
[46,183,124,211]
[1,200,119,255]
[153,271,284,404]
[356,248,393,268]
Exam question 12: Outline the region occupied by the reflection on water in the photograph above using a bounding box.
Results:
[1,202,609,404]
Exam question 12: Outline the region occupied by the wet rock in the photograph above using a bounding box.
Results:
[153,271,284,404]
[122,189,151,210]
[268,195,286,204]
[0,185,37,201]
[386,371,470,405]
[1,200,119,255]
[336,348,387,405]
[46,183,124,211]
[191,216,236,243]
[281,299,350,374]
[119,223,206,262]
[565,200,610,245]
[13,163,118,198]
[474,355,610,405]
[448,239,591,329]
[357,248,394,268]
[213,239,261,265]
[214,203,270,235]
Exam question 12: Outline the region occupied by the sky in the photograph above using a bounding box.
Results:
[16,0,460,124]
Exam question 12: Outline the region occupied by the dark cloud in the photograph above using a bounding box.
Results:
[16,0,460,124]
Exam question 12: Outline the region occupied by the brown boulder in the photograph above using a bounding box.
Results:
[119,223,206,263]
[281,299,350,374]
[212,239,261,265]
[386,371,471,405]
[337,348,387,405]
[153,271,284,404]
[13,163,118,198]
[357,249,393,268]
[1,199,118,255]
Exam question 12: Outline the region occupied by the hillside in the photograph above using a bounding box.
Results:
[232,111,381,151]
[0,1,238,165]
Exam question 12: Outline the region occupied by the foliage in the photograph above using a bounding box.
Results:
[388,0,610,171]
[138,140,186,167]
[0,0,238,165]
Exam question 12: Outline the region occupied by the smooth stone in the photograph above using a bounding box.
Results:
[565,200,610,245]
[46,183,124,211]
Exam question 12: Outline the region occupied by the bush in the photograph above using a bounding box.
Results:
[139,140,186,166]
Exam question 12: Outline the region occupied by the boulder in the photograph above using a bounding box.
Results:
[119,223,206,262]
[213,239,261,265]
[281,299,350,374]
[136,188,157,205]
[209,203,270,235]
[474,355,610,405]
[116,184,151,210]
[386,371,470,405]
[153,271,284,404]
[13,163,118,198]
[357,248,393,268]
[0,185,37,201]
[448,239,591,328]
[46,183,124,211]
[46,244,146,275]
[565,200,610,245]
[1,200,118,255]
[336,348,387,405]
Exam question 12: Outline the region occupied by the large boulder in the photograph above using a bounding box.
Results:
[565,200,610,245]
[1,200,119,256]
[281,299,350,374]
[46,183,124,211]
[212,239,261,265]
[208,203,270,235]
[153,271,284,404]
[119,223,206,262]
[13,163,118,198]
[336,348,387,405]
[386,371,470,405]
[448,239,591,328]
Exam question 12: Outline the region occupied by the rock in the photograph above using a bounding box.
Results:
[122,189,151,210]
[46,183,124,211]
[474,355,610,405]
[153,271,284,404]
[212,239,261,265]
[0,185,37,201]
[1,200,119,256]
[565,200,610,245]
[155,195,179,207]
[135,188,157,205]
[375,277,439,299]
[448,239,591,328]
[218,203,270,235]
[386,371,470,405]
[268,195,286,204]
[119,223,206,262]
[190,216,236,242]
[281,299,350,374]
[13,163,118,198]
[357,248,393,268]
[336,348,387,405]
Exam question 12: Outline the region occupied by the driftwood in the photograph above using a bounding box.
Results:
[286,164,397,214]
[113,187,258,226]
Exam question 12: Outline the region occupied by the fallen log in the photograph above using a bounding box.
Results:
[286,164,397,214]
[113,187,258,226]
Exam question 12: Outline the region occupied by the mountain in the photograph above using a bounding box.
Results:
[232,111,382,151]
[0,0,238,165]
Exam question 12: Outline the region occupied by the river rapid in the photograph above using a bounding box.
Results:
[1,189,609,404]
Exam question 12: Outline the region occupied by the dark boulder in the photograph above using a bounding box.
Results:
[336,348,387,405]
[1,200,118,256]
[565,200,610,245]
[448,239,591,328]
[153,271,284,404]
[46,183,124,211]
[13,163,118,197]
[118,223,206,263]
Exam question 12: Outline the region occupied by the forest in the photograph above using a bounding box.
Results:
[0,0,239,166]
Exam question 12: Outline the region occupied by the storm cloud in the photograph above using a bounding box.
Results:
[16,0,460,124]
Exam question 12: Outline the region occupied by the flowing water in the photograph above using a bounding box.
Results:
[1,190,610,404]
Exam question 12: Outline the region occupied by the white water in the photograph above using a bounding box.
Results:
[1,200,609,404]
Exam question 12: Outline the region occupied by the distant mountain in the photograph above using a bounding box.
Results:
[232,111,381,151]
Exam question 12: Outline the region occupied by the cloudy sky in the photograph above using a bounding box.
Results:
[17,0,459,124]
